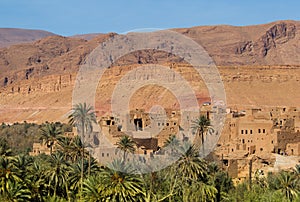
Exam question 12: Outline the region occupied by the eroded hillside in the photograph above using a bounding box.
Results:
[0,20,299,123]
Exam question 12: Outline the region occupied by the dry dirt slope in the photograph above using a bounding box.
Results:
[0,28,56,48]
[0,20,299,123]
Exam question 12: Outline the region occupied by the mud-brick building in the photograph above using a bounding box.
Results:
[216,107,300,182]
[270,107,300,132]
[96,108,211,163]
[218,107,300,157]
[271,107,300,155]
[118,108,181,147]
[30,129,78,156]
[286,142,300,156]
[30,141,51,156]
[99,116,124,138]
[275,131,300,155]
[218,108,275,157]
[223,155,275,184]
[236,119,275,155]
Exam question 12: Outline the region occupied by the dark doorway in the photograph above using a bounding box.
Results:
[134,118,143,131]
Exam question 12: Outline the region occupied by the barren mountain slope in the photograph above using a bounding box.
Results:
[176,20,300,65]
[0,28,56,48]
[0,20,299,123]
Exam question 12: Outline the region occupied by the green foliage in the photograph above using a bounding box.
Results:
[116,135,136,164]
[228,168,300,202]
[100,160,145,201]
[68,102,97,199]
[68,103,97,136]
[40,123,63,154]
[191,115,214,153]
[0,122,72,154]
[0,142,300,201]
[1,117,300,201]
[0,122,40,155]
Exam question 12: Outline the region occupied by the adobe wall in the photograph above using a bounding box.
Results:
[30,142,50,156]
[236,120,275,154]
[276,131,300,154]
[286,143,300,156]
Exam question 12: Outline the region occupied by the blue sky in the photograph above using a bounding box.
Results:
[1,0,299,36]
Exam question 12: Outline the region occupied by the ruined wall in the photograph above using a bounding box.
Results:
[286,143,300,156]
[276,131,300,154]
[30,142,50,156]
[133,138,158,150]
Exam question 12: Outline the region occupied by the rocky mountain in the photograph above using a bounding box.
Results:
[71,33,103,40]
[0,20,299,123]
[176,20,300,65]
[0,28,56,48]
[103,20,300,66]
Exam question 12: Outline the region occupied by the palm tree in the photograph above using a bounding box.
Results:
[295,164,300,174]
[0,180,31,202]
[274,171,299,201]
[68,102,97,196]
[191,115,214,154]
[56,136,73,161]
[173,142,207,181]
[0,156,21,195]
[100,159,145,201]
[67,162,82,198]
[294,164,300,192]
[82,160,145,201]
[0,138,12,157]
[70,136,88,163]
[141,165,175,202]
[68,157,100,198]
[82,174,102,201]
[40,123,62,154]
[163,134,180,155]
[207,162,233,202]
[182,180,217,202]
[45,151,70,200]
[68,103,97,143]
[294,164,300,180]
[12,155,33,177]
[166,142,219,201]
[25,160,48,201]
[116,135,136,164]
[57,135,89,163]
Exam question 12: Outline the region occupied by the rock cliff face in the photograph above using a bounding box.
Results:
[176,21,300,66]
[0,20,299,123]
[0,33,118,88]
[235,22,296,58]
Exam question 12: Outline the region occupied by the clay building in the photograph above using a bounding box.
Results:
[223,156,275,184]
[275,131,300,154]
[118,108,181,147]
[96,107,211,163]
[30,128,77,156]
[30,141,51,156]
[216,107,300,182]
[286,143,300,156]
[218,108,275,157]
[99,116,124,137]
